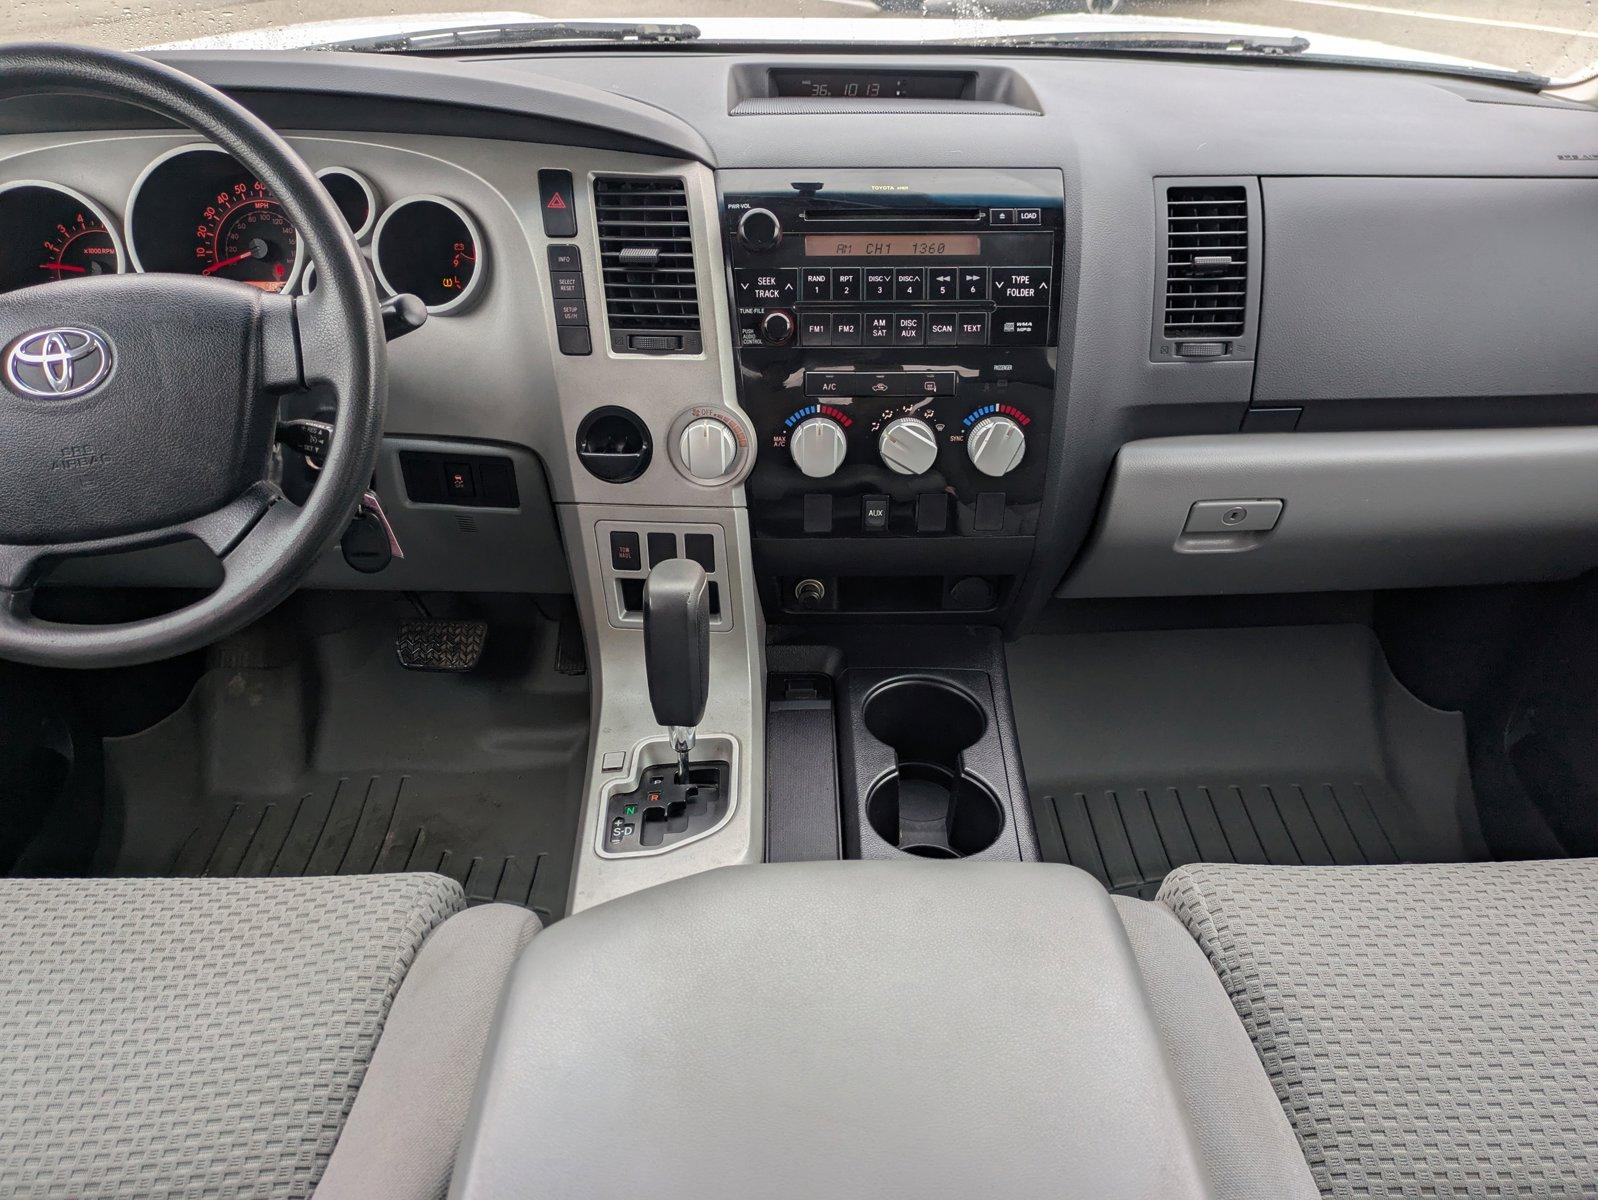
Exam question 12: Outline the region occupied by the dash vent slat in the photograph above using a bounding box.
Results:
[593,176,703,354]
[1162,185,1249,341]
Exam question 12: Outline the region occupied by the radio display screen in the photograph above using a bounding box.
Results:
[804,235,982,258]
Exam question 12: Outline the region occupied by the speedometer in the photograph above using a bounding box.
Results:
[194,179,299,291]
[127,145,303,293]
[0,181,124,293]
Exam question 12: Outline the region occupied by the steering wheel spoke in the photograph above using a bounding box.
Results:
[181,481,285,558]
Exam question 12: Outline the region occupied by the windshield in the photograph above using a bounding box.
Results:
[12,0,1598,86]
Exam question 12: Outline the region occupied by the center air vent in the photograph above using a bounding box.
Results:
[593,176,703,355]
[1155,182,1256,360]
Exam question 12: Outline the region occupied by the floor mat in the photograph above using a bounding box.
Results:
[1007,624,1485,898]
[101,594,590,922]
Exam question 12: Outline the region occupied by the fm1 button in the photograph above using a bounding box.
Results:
[800,313,832,346]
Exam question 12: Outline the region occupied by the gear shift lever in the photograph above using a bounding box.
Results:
[643,558,710,783]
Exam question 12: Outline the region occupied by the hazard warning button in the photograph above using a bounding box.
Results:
[538,168,578,238]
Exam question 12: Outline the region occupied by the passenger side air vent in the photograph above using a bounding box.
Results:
[593,176,703,355]
[1153,180,1258,362]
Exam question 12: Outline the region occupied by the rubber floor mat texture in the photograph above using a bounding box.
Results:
[1009,625,1484,898]
[168,772,557,909]
[102,597,589,921]
[1044,779,1401,899]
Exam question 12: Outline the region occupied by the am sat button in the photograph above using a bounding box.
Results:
[991,267,1053,304]
[991,307,1050,345]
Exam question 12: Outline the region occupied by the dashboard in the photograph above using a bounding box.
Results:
[5,47,1598,631]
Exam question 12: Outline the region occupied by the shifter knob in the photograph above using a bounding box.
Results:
[643,558,711,779]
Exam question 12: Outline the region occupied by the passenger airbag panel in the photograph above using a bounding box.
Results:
[1254,177,1598,404]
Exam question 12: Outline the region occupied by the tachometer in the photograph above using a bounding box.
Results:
[0,181,124,293]
[372,196,485,314]
[127,145,303,293]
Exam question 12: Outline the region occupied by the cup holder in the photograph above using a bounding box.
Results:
[861,677,1004,859]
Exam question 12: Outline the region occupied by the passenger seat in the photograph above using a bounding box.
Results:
[1148,860,1598,1199]
[0,875,536,1199]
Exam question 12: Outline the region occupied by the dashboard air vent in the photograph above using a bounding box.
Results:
[1162,185,1249,340]
[594,176,703,355]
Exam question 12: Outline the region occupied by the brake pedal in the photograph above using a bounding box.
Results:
[396,618,487,672]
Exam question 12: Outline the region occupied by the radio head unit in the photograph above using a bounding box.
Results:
[720,169,1065,613]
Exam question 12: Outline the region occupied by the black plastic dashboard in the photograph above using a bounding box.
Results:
[6,46,1598,627]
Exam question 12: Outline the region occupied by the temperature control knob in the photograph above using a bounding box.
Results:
[737,207,783,251]
[759,309,795,346]
[878,417,939,476]
[966,415,1026,478]
[789,416,849,479]
[679,417,740,481]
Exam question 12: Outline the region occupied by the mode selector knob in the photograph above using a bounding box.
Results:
[878,417,939,476]
[789,416,848,479]
[966,415,1026,478]
[679,416,740,482]
[759,309,795,346]
[737,207,783,251]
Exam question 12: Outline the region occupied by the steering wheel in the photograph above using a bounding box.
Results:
[0,44,384,668]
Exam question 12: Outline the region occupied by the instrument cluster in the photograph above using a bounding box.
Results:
[0,145,486,315]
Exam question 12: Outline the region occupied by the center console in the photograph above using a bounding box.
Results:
[451,862,1218,1200]
[721,169,1064,617]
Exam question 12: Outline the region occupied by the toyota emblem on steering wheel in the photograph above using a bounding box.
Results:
[4,327,113,399]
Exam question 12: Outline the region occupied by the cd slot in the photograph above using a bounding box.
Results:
[801,207,985,224]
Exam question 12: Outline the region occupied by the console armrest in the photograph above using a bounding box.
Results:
[452,862,1213,1200]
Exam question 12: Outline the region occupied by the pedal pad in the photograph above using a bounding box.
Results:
[396,618,487,672]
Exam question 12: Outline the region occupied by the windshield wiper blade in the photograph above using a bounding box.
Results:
[319,20,701,53]
[963,29,1310,55]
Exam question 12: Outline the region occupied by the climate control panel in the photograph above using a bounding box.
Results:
[722,168,1062,543]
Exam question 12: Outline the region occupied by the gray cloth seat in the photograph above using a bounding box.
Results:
[1155,860,1598,1200]
[0,874,537,1200]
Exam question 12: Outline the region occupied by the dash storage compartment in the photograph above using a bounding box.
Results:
[841,671,1020,861]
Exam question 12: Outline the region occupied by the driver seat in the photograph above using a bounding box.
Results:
[0,874,535,1200]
